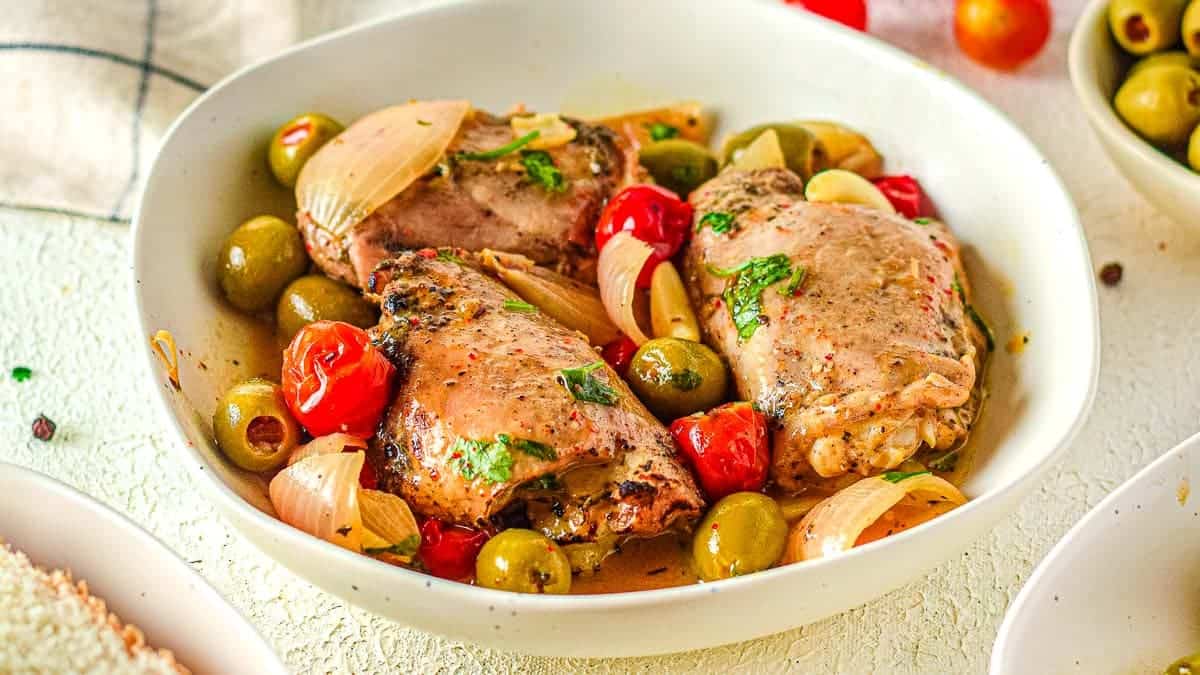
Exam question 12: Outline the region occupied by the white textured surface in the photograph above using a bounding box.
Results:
[1,1,1199,672]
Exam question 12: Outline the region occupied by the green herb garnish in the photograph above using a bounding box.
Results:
[365,534,421,557]
[436,249,464,264]
[496,433,558,461]
[913,217,932,225]
[781,265,807,296]
[520,150,566,192]
[450,438,514,484]
[710,254,794,340]
[881,470,931,483]
[503,298,538,313]
[456,130,540,161]
[965,305,995,352]
[666,369,702,391]
[951,274,966,302]
[928,451,959,473]
[698,212,735,234]
[559,361,619,405]
[525,474,561,491]
[647,122,679,141]
[11,366,32,382]
[416,119,432,127]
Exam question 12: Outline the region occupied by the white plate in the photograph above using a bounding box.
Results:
[992,432,1200,674]
[0,462,284,674]
[131,0,1100,657]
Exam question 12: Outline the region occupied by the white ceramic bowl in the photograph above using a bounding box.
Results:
[1069,0,1200,228]
[0,463,284,674]
[992,432,1200,674]
[131,0,1100,657]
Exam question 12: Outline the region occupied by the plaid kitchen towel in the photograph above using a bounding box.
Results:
[0,0,436,224]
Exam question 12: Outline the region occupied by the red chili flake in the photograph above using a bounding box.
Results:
[926,276,936,284]
[943,288,953,296]
[1099,262,1123,287]
[416,248,437,259]
[408,316,421,326]
[31,414,56,442]
[933,240,951,254]
[875,403,883,411]
[514,348,523,354]
[711,522,719,530]
[712,298,723,308]
[450,452,462,460]
[569,410,579,421]
[824,353,833,361]
[467,352,477,361]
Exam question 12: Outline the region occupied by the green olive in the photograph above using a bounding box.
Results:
[1189,122,1200,169]
[1129,50,1200,78]
[213,378,302,472]
[638,139,718,197]
[1114,64,1200,146]
[268,113,344,189]
[475,529,572,594]
[276,275,378,342]
[1164,652,1200,674]
[626,337,728,420]
[1109,0,1188,55]
[1186,0,1200,56]
[720,123,827,180]
[217,215,309,313]
[692,492,787,582]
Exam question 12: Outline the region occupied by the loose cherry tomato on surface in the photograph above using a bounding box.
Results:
[601,335,639,376]
[669,402,770,501]
[872,175,931,219]
[954,0,1051,71]
[785,0,868,31]
[595,184,694,288]
[419,519,490,581]
[281,320,396,439]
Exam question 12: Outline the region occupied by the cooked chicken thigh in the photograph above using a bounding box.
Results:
[365,251,703,542]
[683,169,986,492]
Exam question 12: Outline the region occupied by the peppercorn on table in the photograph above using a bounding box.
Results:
[1,1,1198,672]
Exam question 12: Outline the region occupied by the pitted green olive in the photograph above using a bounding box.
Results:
[626,338,728,420]
[639,139,718,197]
[475,529,571,594]
[217,215,309,312]
[692,492,787,581]
[268,113,344,189]
[213,378,301,472]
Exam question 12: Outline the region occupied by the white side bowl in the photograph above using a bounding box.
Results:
[0,463,284,674]
[992,432,1200,674]
[131,0,1099,657]
[1069,0,1200,228]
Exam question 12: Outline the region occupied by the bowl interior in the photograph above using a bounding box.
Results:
[133,0,1097,620]
[993,433,1200,674]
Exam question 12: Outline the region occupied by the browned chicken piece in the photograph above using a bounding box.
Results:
[683,169,986,492]
[300,110,626,289]
[365,251,703,543]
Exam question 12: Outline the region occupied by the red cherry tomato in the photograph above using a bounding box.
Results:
[954,0,1051,71]
[595,184,694,288]
[669,402,770,501]
[786,0,868,31]
[281,321,396,439]
[872,175,931,220]
[601,335,639,376]
[418,519,490,581]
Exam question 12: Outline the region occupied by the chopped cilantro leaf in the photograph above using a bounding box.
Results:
[559,361,619,405]
[965,305,995,352]
[647,122,679,141]
[416,119,432,127]
[503,298,538,313]
[781,265,807,296]
[698,212,735,234]
[450,438,514,484]
[913,217,932,225]
[456,130,540,161]
[665,369,702,391]
[525,474,560,491]
[496,433,558,461]
[520,150,566,192]
[365,534,420,557]
[881,470,931,483]
[928,451,959,473]
[11,366,31,382]
[951,274,966,302]
[710,254,794,340]
[436,249,464,264]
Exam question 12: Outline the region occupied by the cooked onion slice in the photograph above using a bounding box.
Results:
[597,231,654,345]
[296,100,470,238]
[269,450,365,552]
[286,432,366,466]
[359,489,421,561]
[511,113,577,150]
[649,261,700,341]
[479,249,619,345]
[783,473,966,563]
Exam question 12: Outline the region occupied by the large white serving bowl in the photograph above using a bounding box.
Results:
[1069,0,1200,229]
[992,432,1200,674]
[131,0,1099,657]
[0,463,285,674]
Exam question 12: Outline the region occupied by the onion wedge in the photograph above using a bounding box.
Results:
[268,451,365,552]
[286,432,367,466]
[296,100,470,239]
[597,231,654,345]
[783,472,966,563]
[478,249,619,345]
[729,129,787,171]
[359,489,421,561]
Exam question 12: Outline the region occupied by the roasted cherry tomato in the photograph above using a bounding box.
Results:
[595,184,694,288]
[669,402,770,501]
[601,335,639,376]
[419,519,490,581]
[786,0,868,31]
[872,175,930,219]
[281,321,396,438]
[954,0,1051,71]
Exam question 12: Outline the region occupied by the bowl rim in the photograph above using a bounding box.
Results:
[1068,0,1200,186]
[130,0,1101,612]
[989,430,1200,673]
[0,461,287,673]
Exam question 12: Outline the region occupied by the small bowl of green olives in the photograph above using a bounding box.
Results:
[1069,0,1200,227]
